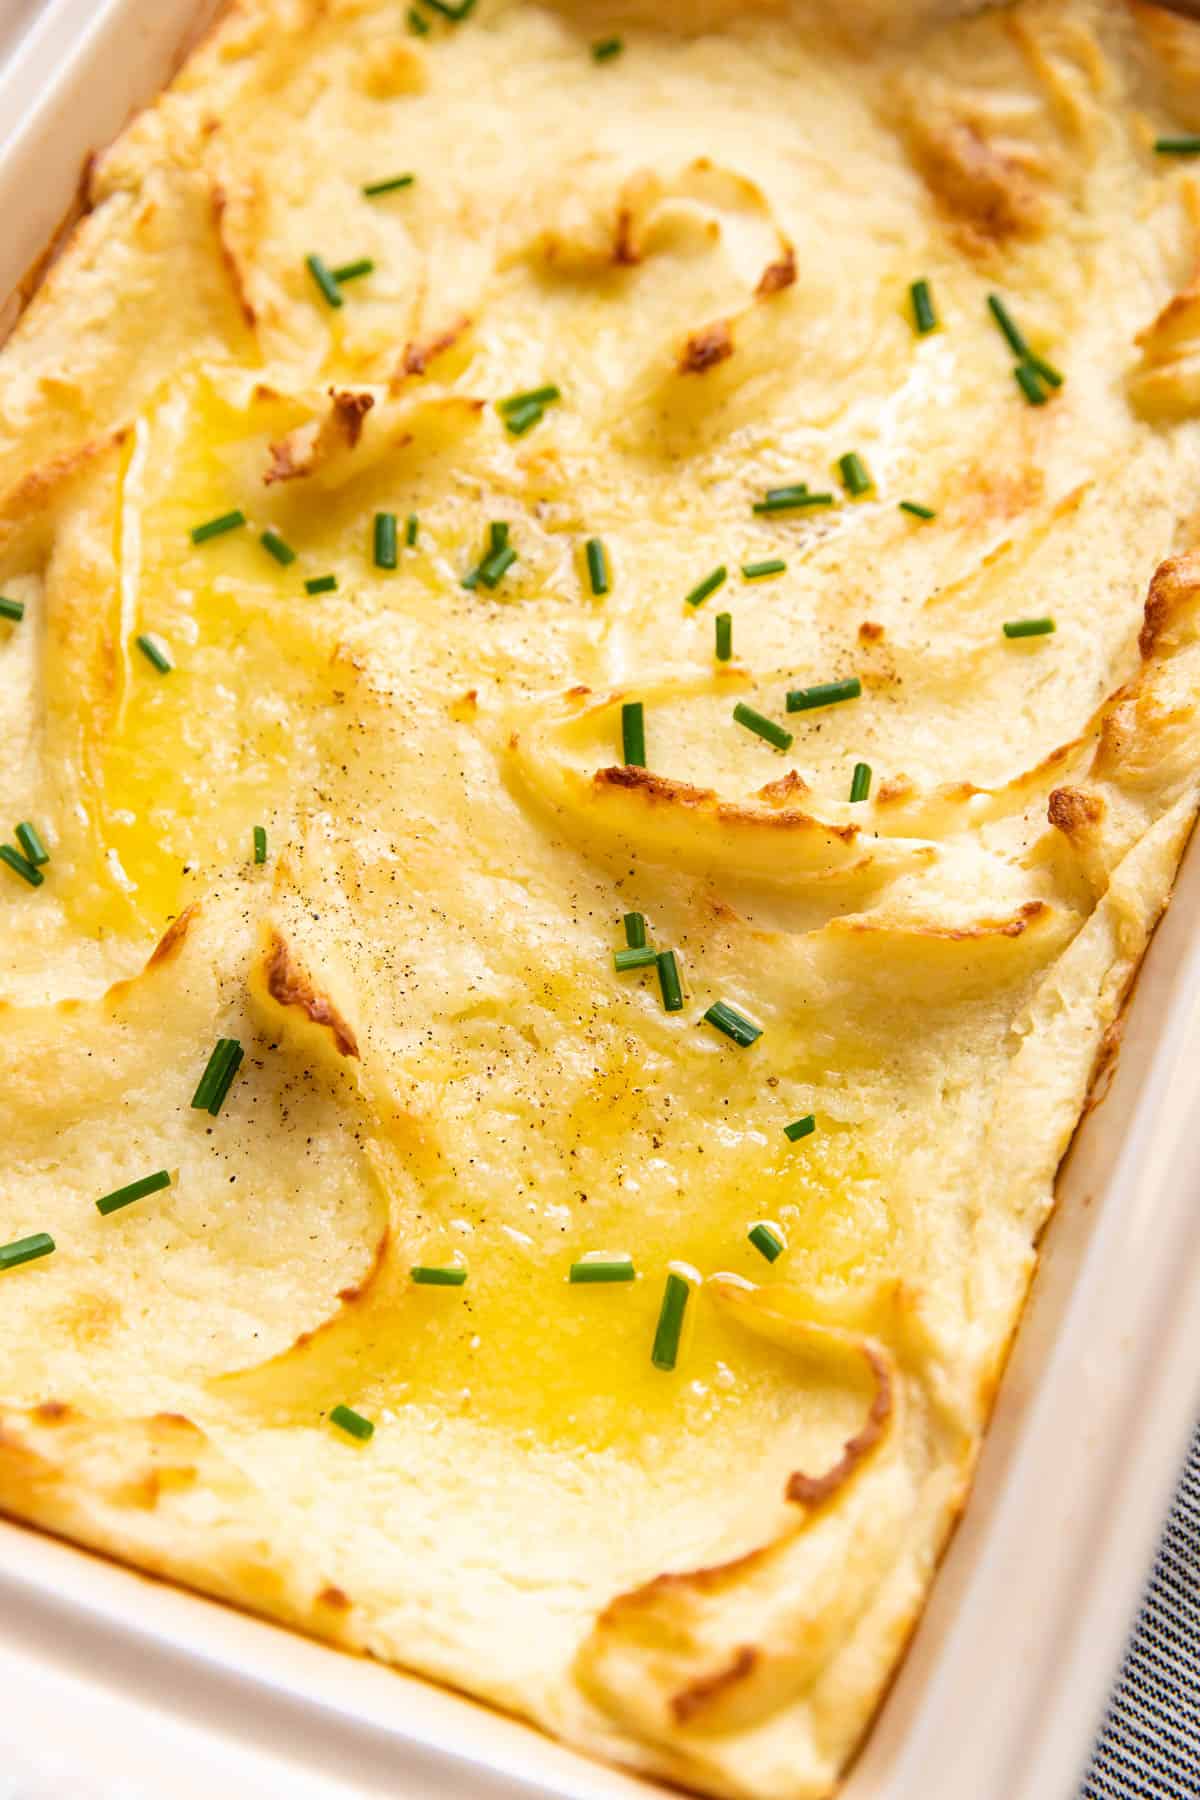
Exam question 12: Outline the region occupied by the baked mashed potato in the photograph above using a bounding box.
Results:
[2,0,1200,1792]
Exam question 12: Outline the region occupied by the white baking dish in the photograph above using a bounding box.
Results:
[1,4,1198,1795]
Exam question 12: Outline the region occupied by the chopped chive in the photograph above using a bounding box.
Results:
[615,945,657,971]
[329,1403,374,1441]
[624,911,647,948]
[305,573,338,594]
[910,278,937,335]
[987,293,1029,359]
[478,540,518,583]
[837,451,873,497]
[411,1265,468,1285]
[0,596,25,623]
[96,1169,171,1217]
[206,1044,245,1117]
[329,258,374,284]
[752,488,833,514]
[362,173,415,197]
[703,1001,762,1047]
[591,36,623,61]
[656,949,684,1012]
[253,824,268,864]
[1155,136,1200,155]
[784,1114,815,1142]
[489,521,509,553]
[741,559,786,579]
[501,398,544,435]
[1024,352,1063,390]
[570,1254,635,1282]
[0,1232,54,1272]
[732,701,793,752]
[622,700,646,767]
[191,1037,244,1116]
[306,253,344,308]
[1003,617,1055,638]
[850,762,872,802]
[477,544,517,588]
[684,565,727,609]
[15,822,48,866]
[651,1271,691,1371]
[498,385,561,416]
[987,296,1062,400]
[0,845,43,887]
[422,0,476,18]
[374,511,398,569]
[715,612,732,662]
[785,676,861,713]
[136,633,173,673]
[190,1039,238,1113]
[899,500,936,520]
[748,1222,784,1263]
[407,4,430,31]
[190,509,246,545]
[752,482,805,511]
[585,537,610,596]
[260,527,297,565]
[405,513,419,546]
[497,387,560,437]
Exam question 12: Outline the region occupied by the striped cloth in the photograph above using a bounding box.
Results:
[1081,1426,1200,1799]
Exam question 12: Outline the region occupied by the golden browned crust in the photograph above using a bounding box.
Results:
[595,765,860,844]
[757,769,811,806]
[786,1344,893,1507]
[755,248,797,297]
[903,113,1044,248]
[0,427,127,551]
[830,900,1048,942]
[394,314,471,383]
[146,902,201,968]
[262,927,360,1058]
[329,388,374,447]
[316,1582,353,1612]
[598,764,717,807]
[672,1647,759,1725]
[613,200,641,267]
[1127,172,1200,419]
[104,902,202,1008]
[1081,1011,1126,1120]
[1132,1,1200,131]
[114,1462,199,1511]
[1047,785,1103,837]
[265,388,376,484]
[31,1401,72,1425]
[209,177,257,327]
[336,1226,391,1307]
[679,320,735,374]
[1078,550,1200,784]
[1139,551,1197,657]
